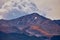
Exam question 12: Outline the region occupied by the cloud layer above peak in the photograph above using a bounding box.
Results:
[0,0,42,20]
[0,0,60,20]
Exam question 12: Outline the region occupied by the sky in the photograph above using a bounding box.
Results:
[31,0,60,20]
[0,0,60,20]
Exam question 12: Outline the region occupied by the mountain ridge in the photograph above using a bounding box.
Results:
[0,13,60,37]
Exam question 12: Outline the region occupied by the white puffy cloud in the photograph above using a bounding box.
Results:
[0,0,60,20]
[0,0,42,20]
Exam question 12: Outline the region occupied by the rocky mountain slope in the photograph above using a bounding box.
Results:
[0,13,60,38]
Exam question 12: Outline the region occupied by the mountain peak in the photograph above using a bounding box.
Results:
[31,13,40,16]
[0,13,60,38]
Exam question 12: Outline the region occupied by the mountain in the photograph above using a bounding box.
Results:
[51,35,60,40]
[53,20,60,26]
[0,13,60,39]
[0,31,60,40]
[0,31,48,40]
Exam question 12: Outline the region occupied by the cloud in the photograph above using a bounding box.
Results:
[0,9,8,19]
[0,0,60,20]
[0,0,42,20]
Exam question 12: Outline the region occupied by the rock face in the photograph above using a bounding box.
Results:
[0,13,60,37]
[0,31,48,40]
[53,20,60,26]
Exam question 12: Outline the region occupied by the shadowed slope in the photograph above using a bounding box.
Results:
[53,20,60,26]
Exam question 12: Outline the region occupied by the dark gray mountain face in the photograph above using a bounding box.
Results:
[53,20,60,26]
[0,31,48,40]
[0,13,60,38]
